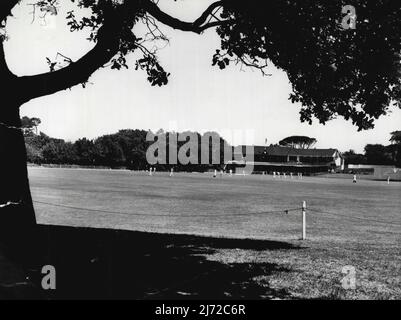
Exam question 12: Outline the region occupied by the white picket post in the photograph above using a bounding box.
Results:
[302,201,307,240]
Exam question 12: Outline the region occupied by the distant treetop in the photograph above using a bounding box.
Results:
[278,136,317,149]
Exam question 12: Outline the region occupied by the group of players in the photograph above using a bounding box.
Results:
[272,171,303,179]
[146,168,367,184]
[147,167,307,179]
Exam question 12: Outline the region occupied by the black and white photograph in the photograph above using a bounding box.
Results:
[0,0,400,305]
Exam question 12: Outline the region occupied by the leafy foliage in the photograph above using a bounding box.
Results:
[214,0,401,130]
[24,126,230,170]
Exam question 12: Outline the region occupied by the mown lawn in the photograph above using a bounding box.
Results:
[12,167,399,299]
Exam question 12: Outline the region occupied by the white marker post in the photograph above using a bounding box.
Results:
[302,201,307,240]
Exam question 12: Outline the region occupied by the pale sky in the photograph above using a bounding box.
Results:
[4,0,401,153]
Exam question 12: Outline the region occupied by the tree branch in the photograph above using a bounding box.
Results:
[14,0,232,104]
[18,22,122,103]
[198,20,233,33]
[143,0,228,34]
[193,1,224,27]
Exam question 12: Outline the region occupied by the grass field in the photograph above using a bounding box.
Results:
[25,167,401,299]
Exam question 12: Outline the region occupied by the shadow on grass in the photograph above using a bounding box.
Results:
[3,225,302,300]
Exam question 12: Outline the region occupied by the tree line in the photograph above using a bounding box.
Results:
[24,123,229,171]
[342,131,401,167]
[24,117,401,169]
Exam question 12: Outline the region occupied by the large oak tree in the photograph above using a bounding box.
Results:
[0,0,400,266]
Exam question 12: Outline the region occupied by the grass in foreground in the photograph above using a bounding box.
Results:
[1,225,400,299]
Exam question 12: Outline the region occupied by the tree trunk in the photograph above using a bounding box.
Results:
[0,102,39,268]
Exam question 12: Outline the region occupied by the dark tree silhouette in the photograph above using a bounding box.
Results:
[388,131,401,166]
[279,136,317,149]
[342,149,367,165]
[390,131,401,144]
[0,0,400,265]
[364,144,393,165]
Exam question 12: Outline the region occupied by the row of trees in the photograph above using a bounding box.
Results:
[24,125,229,171]
[343,131,401,167]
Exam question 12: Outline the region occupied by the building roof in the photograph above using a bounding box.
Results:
[227,161,337,168]
[237,145,340,158]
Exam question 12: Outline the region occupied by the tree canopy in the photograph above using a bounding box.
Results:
[0,0,400,130]
[24,124,230,171]
[278,136,317,149]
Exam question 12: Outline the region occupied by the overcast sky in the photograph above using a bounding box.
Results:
[4,0,401,153]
